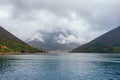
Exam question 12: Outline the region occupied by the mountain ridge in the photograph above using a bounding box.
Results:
[0,26,44,53]
[72,26,120,53]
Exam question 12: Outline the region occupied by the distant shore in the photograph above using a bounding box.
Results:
[0,52,46,55]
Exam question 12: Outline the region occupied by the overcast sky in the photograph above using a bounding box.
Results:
[0,0,120,44]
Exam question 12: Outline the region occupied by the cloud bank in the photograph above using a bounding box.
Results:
[0,0,120,44]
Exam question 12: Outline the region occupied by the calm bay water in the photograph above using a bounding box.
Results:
[0,53,120,80]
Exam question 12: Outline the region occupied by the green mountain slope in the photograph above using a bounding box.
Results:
[72,26,120,53]
[0,26,44,53]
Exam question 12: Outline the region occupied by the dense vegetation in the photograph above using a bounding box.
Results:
[0,39,44,53]
[0,26,45,53]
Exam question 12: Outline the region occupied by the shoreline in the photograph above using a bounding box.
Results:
[0,52,46,55]
[0,52,21,55]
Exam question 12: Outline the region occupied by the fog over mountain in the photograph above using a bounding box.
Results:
[0,0,120,48]
[27,28,80,51]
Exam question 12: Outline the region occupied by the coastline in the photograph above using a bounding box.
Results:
[0,52,46,55]
[0,52,21,55]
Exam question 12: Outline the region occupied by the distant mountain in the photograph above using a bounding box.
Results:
[27,30,80,52]
[72,26,120,53]
[0,26,43,53]
[28,40,79,52]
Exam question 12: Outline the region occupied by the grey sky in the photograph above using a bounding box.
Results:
[0,0,120,44]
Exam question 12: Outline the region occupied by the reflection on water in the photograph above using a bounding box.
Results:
[0,53,120,80]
